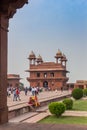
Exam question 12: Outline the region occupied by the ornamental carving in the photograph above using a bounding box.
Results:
[0,0,28,18]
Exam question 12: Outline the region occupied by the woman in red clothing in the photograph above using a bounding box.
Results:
[28,96,36,107]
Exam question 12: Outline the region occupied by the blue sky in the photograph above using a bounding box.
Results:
[8,0,87,86]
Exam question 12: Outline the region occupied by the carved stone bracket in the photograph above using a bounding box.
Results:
[0,0,28,18]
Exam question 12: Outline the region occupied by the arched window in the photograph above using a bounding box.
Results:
[43,81,48,88]
[44,73,47,78]
[50,72,54,77]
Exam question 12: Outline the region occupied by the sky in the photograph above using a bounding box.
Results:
[8,0,87,86]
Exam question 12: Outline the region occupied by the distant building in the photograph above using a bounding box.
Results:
[26,50,69,90]
[75,80,87,89]
[67,80,87,90]
[7,74,21,88]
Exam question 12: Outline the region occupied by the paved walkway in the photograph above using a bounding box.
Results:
[63,110,87,117]
[7,90,70,107]
[7,90,71,111]
[1,123,87,130]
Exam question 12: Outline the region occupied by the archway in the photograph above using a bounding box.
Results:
[43,81,48,89]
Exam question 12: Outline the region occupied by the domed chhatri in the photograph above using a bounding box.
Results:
[55,49,65,64]
[36,54,43,64]
[28,51,36,59]
[55,49,63,57]
[28,51,36,65]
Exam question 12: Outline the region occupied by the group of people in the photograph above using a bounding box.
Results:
[7,85,40,107]
[13,87,21,101]
[7,86,21,101]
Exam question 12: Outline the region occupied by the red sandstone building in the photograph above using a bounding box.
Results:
[26,50,69,90]
[67,80,87,90]
[75,80,87,89]
[7,74,21,88]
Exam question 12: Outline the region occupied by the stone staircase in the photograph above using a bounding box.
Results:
[8,92,71,122]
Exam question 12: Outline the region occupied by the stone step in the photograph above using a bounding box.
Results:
[9,105,49,123]
[9,112,38,123]
[8,93,71,120]
[22,111,49,123]
[36,105,48,112]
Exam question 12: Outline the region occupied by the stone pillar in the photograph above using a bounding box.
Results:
[0,15,8,124]
[0,0,28,124]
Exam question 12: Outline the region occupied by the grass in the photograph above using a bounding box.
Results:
[73,99,87,111]
[38,99,87,124]
[39,115,87,125]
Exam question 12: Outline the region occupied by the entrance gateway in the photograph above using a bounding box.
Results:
[0,0,28,124]
[43,81,48,88]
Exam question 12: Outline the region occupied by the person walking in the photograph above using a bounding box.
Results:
[13,88,17,101]
[24,87,28,95]
[31,87,35,96]
[16,87,21,101]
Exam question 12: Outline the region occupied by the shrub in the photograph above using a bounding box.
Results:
[48,102,66,117]
[83,88,87,96]
[63,98,73,110]
[72,88,83,100]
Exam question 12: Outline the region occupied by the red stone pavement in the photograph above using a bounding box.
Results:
[0,123,87,130]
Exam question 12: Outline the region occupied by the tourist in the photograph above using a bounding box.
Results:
[16,87,21,101]
[28,96,36,107]
[7,86,11,97]
[31,86,35,96]
[24,86,28,95]
[13,88,17,101]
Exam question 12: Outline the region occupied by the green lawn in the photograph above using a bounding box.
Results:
[73,99,87,111]
[39,115,87,125]
[38,99,87,124]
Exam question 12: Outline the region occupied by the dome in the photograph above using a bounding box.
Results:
[55,49,62,58]
[28,51,36,59]
[36,54,43,62]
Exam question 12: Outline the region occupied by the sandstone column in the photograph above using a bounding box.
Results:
[0,0,28,124]
[0,15,8,124]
